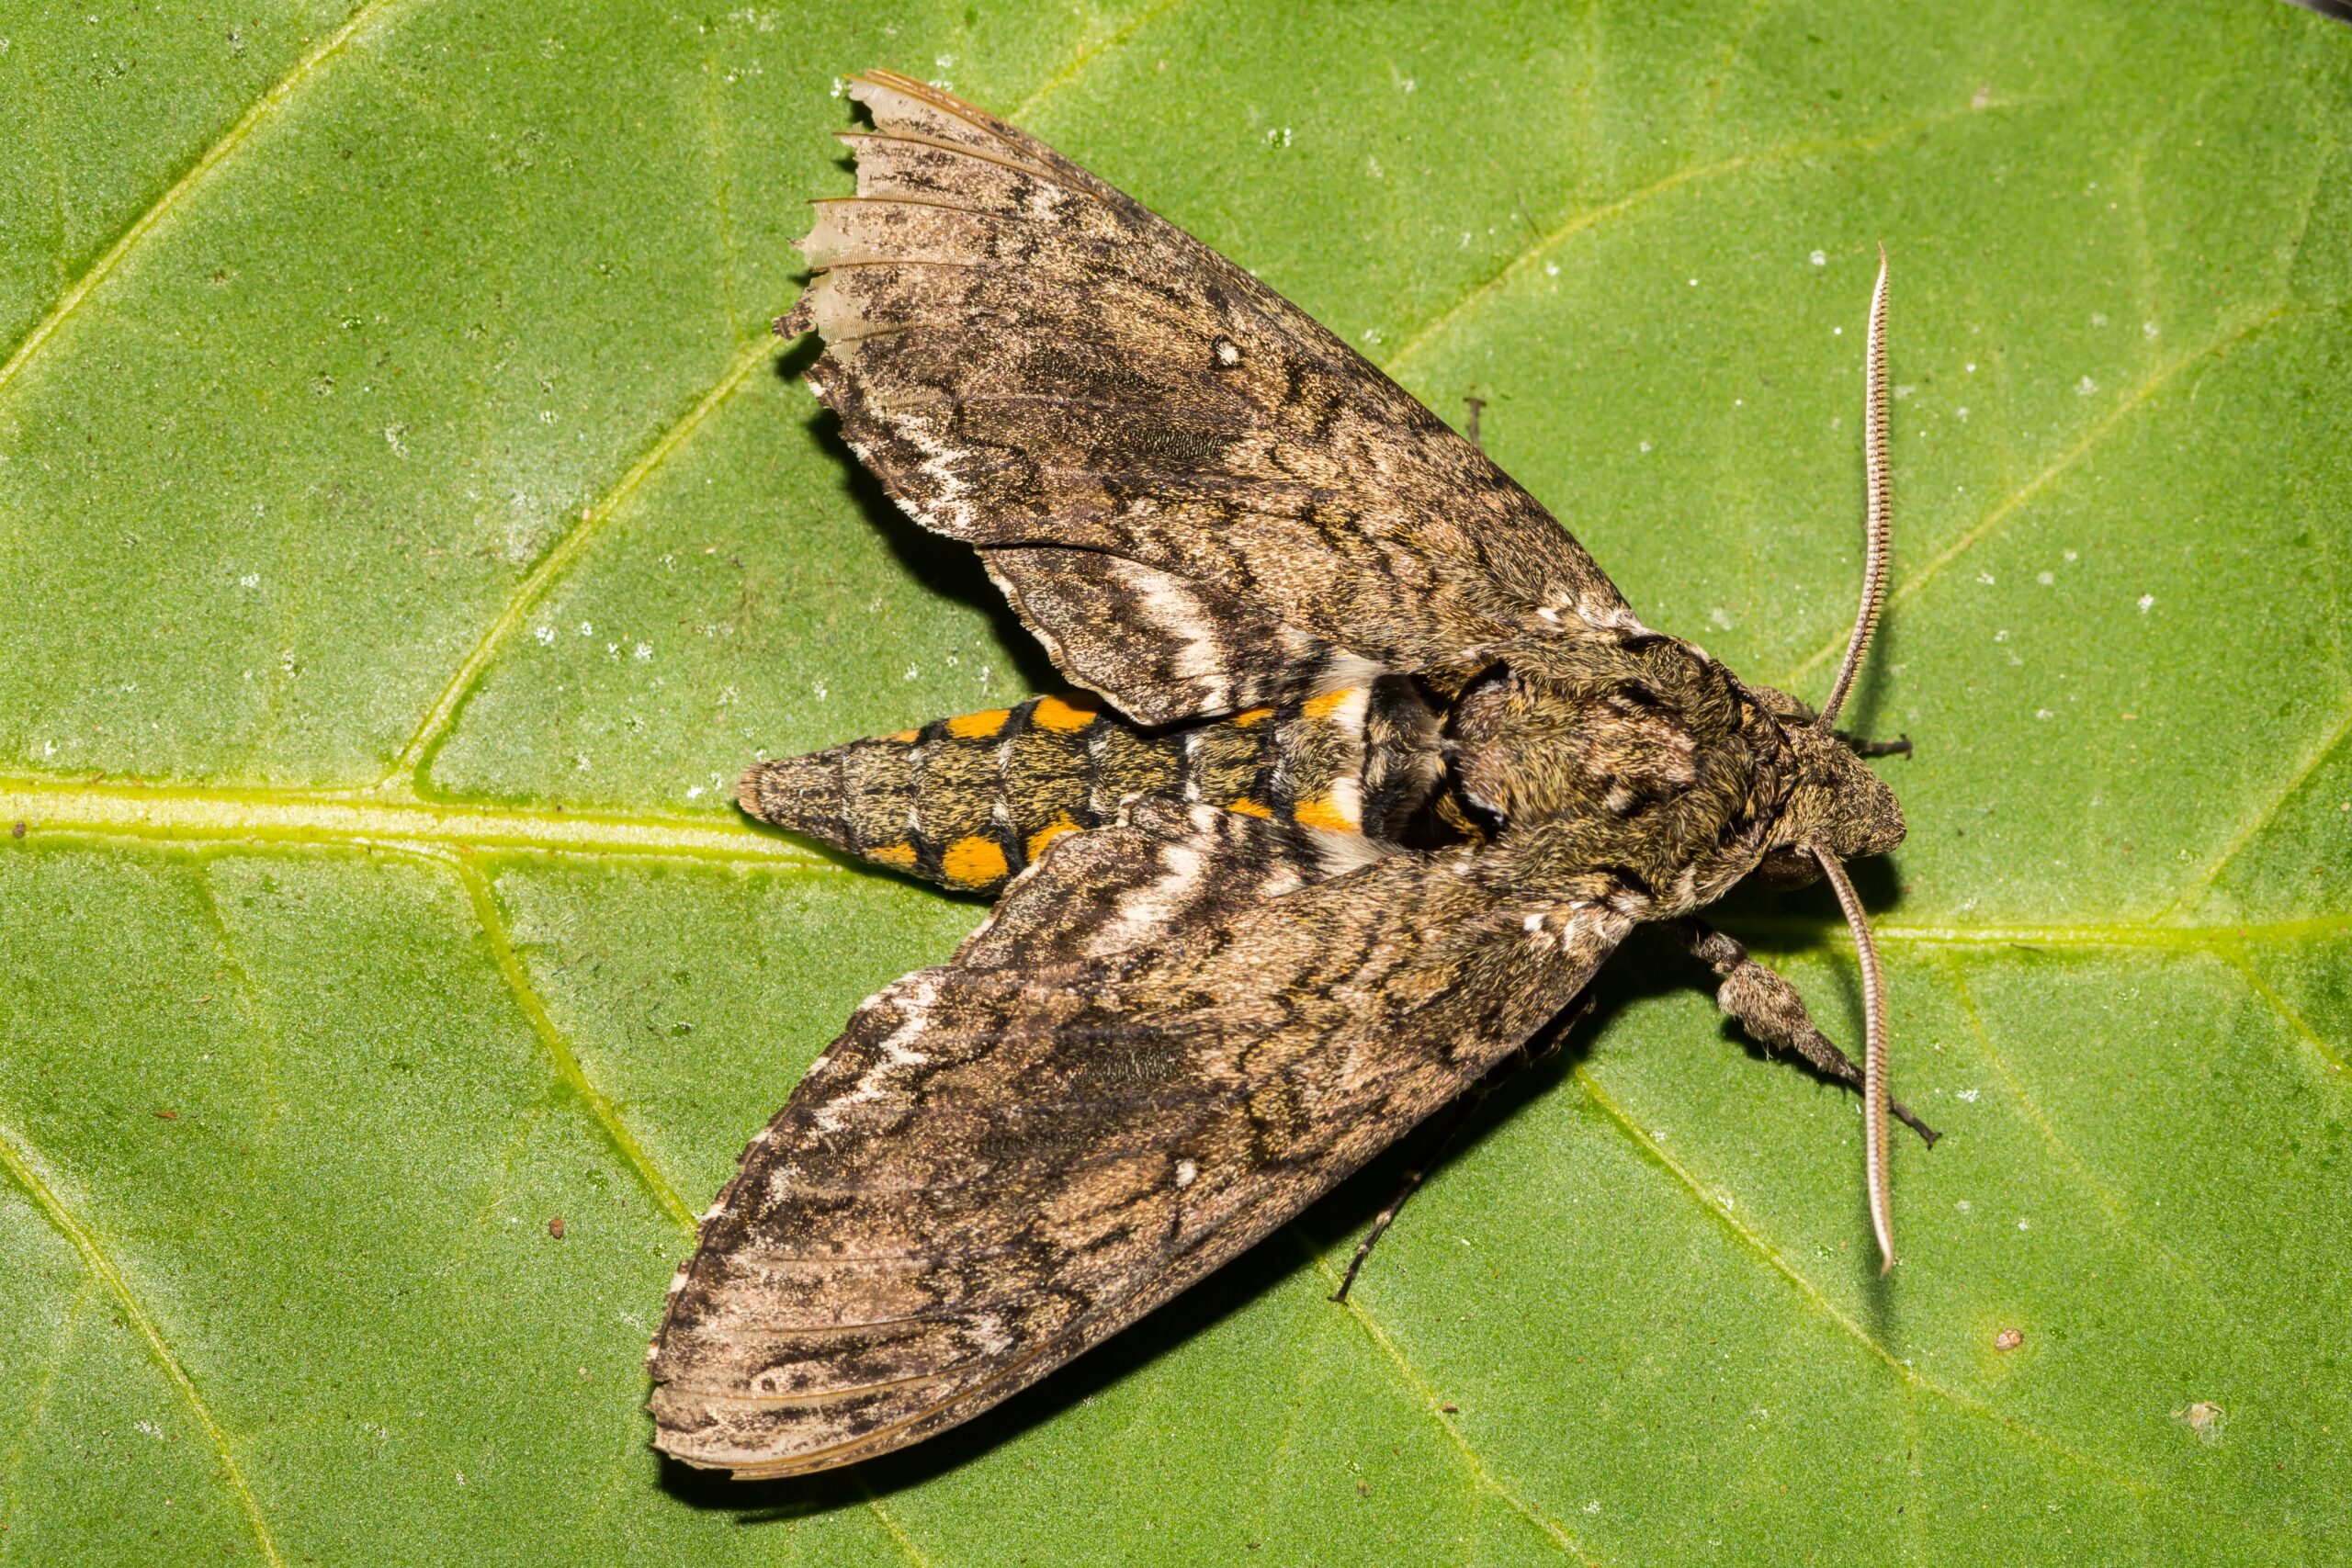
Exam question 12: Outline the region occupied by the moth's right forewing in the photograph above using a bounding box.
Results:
[647,837,1629,1477]
[786,70,1641,728]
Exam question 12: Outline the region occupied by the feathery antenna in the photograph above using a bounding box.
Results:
[1814,843,1894,1272]
[1817,244,1892,729]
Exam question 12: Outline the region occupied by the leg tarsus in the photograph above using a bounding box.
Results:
[1675,919,1940,1145]
[1836,729,1914,759]
[1331,992,1592,1303]
[1464,395,1486,451]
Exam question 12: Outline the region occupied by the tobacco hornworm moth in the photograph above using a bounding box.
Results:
[646,70,1931,1478]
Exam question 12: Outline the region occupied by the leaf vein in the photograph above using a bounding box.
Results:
[1009,0,1197,124]
[1941,953,2251,1326]
[1569,1064,2160,1498]
[1782,301,2296,688]
[2155,699,2352,921]
[385,330,784,790]
[1381,97,2005,378]
[446,853,697,1229]
[0,1120,285,1566]
[1302,1234,1603,1567]
[0,0,402,399]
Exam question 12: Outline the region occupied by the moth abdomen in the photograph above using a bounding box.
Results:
[741,682,1426,895]
[741,692,1106,892]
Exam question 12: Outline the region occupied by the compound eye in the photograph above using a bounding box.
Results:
[1749,845,1821,889]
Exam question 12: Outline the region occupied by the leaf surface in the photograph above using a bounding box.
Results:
[2,3,2347,1562]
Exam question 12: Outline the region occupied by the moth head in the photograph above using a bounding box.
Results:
[1753,722,1905,886]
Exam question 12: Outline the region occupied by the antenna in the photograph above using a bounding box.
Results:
[1817,244,1892,729]
[1814,843,1894,1272]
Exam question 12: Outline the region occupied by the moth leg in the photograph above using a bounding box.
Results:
[1833,728,1914,760]
[1330,991,1595,1303]
[1464,395,1486,451]
[1676,919,1940,1145]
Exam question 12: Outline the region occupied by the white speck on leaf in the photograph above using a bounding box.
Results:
[1810,249,1826,266]
[1957,1089,1981,1103]
[2076,375,2098,397]
[2138,593,2155,613]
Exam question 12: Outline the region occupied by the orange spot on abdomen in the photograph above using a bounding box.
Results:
[946,707,1012,739]
[941,835,1011,886]
[1025,815,1081,859]
[1031,694,1101,732]
[1302,687,1361,721]
[1292,795,1359,833]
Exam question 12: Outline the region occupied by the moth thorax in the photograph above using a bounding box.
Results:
[1448,666,1703,829]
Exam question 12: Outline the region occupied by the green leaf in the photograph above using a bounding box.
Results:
[3,2,2346,1562]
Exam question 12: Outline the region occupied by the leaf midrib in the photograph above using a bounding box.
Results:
[6,772,2343,953]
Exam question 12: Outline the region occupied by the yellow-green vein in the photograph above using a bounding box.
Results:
[1381,98,2000,378]
[1781,302,2294,688]
[2218,943,2348,1077]
[2155,698,2352,922]
[0,1120,285,1567]
[1008,0,1195,124]
[446,853,697,1229]
[1569,1064,2154,1497]
[0,774,826,869]
[385,330,785,790]
[1941,952,2246,1324]
[0,0,402,398]
[1300,1235,1602,1567]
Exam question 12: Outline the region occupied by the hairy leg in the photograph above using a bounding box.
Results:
[1676,919,1939,1145]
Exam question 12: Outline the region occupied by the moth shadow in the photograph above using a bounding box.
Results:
[776,343,1061,695]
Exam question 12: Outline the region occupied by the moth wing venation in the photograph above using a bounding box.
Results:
[784,69,1641,727]
[646,822,1630,1477]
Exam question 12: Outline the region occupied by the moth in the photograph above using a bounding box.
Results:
[646,69,1933,1478]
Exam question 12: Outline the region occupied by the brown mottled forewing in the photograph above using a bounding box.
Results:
[646,822,1631,1477]
[782,70,1643,725]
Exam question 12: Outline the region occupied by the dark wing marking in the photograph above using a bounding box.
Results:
[783,69,1642,725]
[646,832,1631,1476]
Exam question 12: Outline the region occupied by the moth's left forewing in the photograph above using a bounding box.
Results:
[647,830,1630,1477]
[786,70,1644,729]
